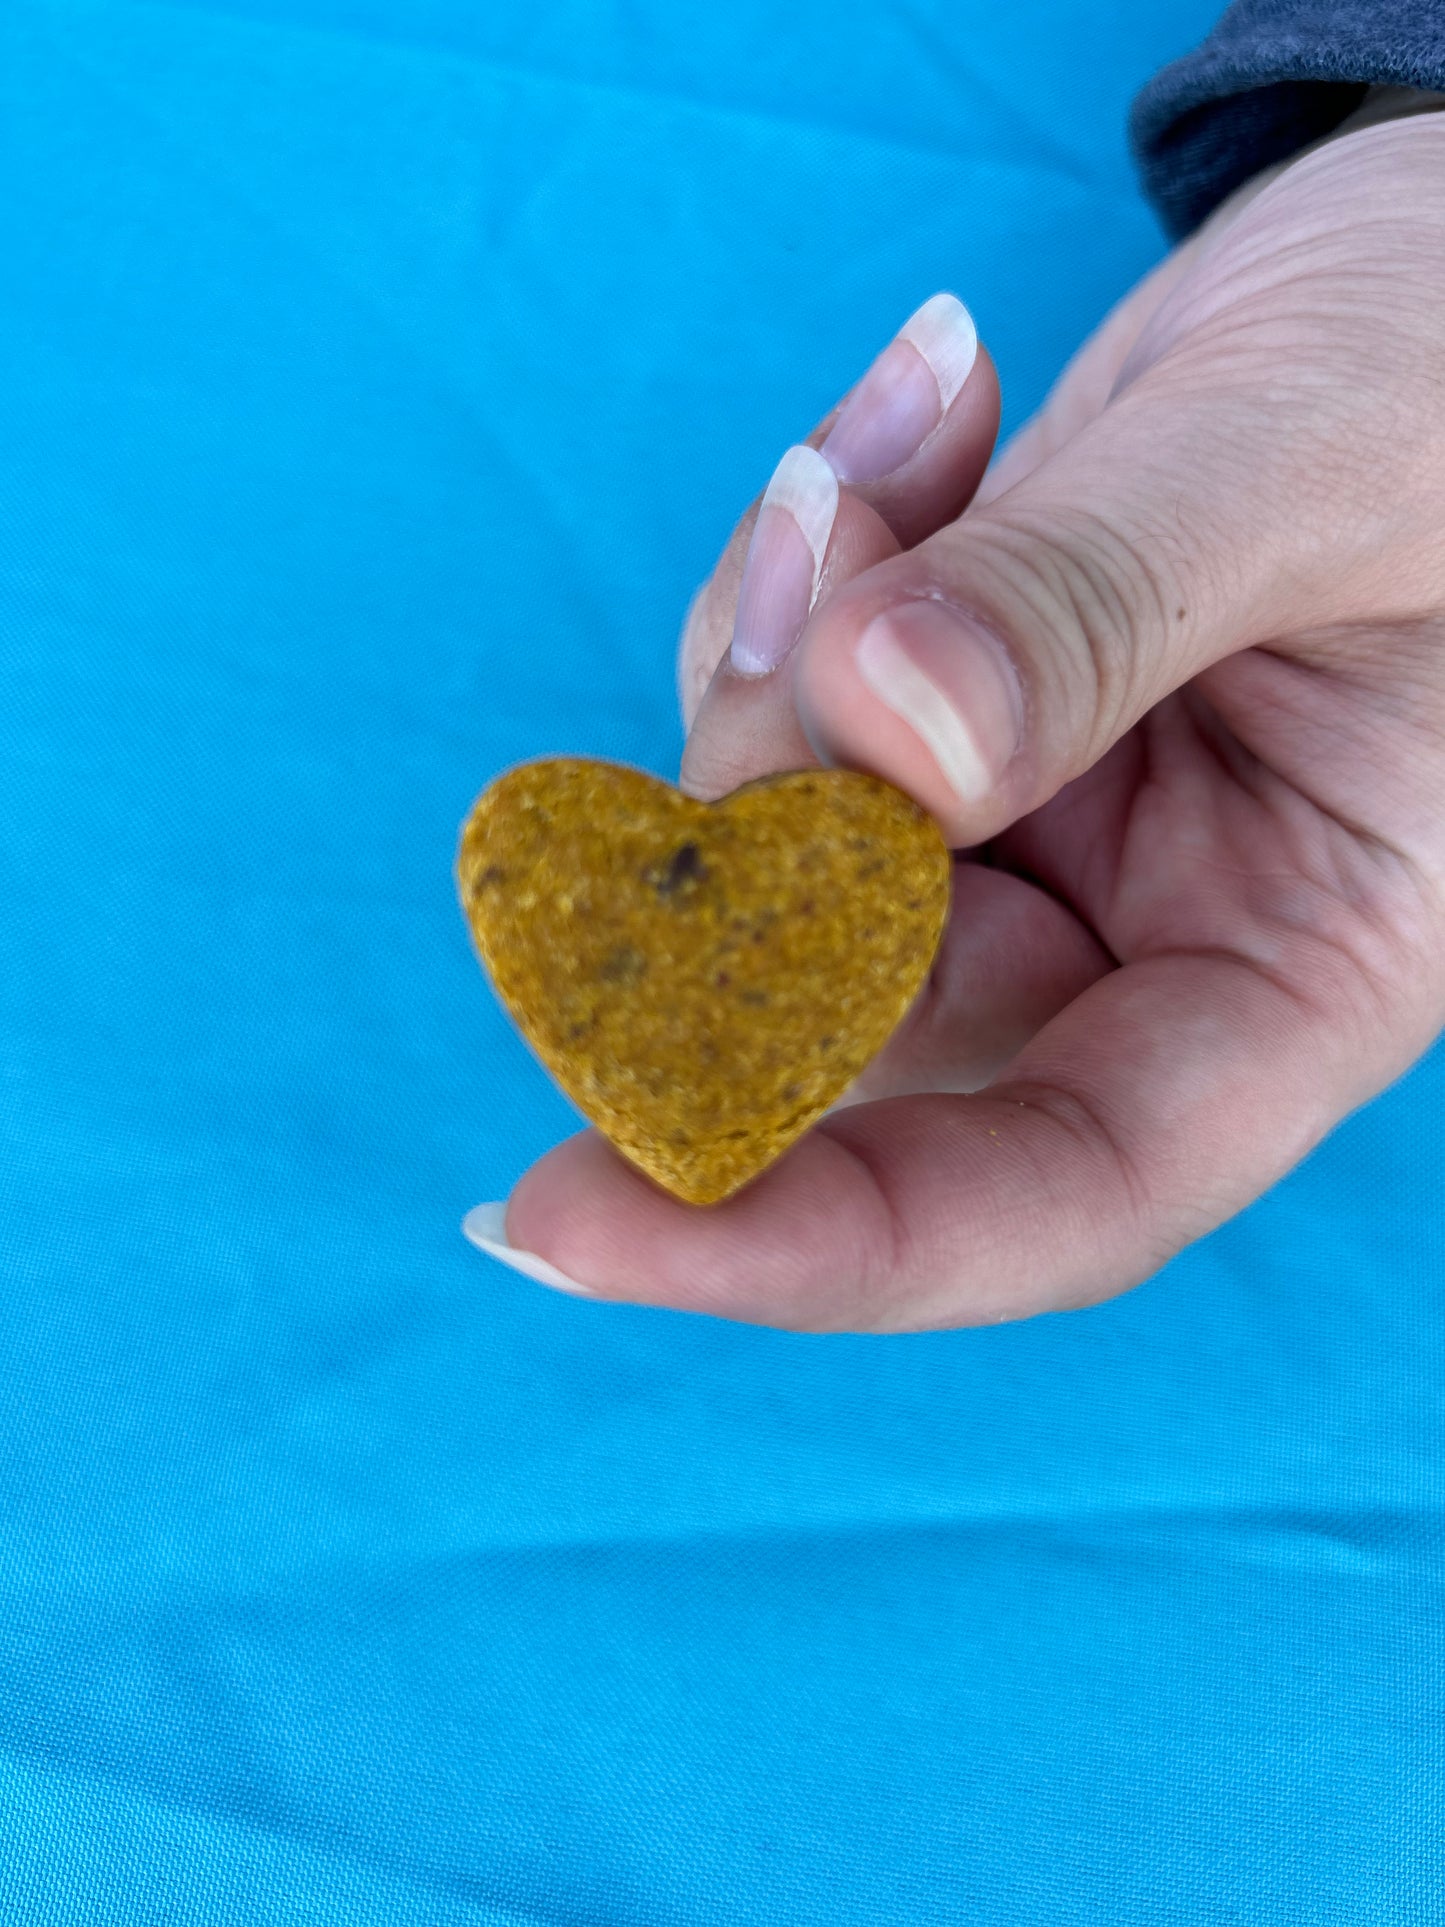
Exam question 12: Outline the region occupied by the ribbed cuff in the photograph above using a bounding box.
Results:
[1130,1,1445,238]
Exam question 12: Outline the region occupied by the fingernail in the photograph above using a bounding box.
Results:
[462,1202,596,1297]
[854,600,1022,806]
[822,292,978,486]
[728,444,838,678]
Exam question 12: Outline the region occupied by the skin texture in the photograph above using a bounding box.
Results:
[505,114,1445,1331]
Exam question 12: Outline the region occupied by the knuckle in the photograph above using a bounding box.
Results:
[956,502,1189,764]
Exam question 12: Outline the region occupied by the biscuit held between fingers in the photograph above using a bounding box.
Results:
[457,758,951,1204]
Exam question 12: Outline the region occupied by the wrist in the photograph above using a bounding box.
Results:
[1194,86,1445,248]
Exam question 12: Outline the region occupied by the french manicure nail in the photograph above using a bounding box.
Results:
[728,443,838,678]
[821,292,978,486]
[462,1202,596,1297]
[854,600,1022,807]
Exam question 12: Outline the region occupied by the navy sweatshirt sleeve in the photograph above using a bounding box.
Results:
[1131,1,1445,238]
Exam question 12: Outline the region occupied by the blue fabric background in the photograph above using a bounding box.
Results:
[1,2,1440,1919]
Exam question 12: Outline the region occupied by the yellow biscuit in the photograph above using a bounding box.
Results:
[457,758,951,1204]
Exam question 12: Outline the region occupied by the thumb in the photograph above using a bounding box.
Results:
[790,376,1351,845]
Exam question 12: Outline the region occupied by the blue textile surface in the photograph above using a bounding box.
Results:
[1,2,1441,1919]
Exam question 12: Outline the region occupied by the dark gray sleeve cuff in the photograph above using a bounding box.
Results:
[1130,1,1445,239]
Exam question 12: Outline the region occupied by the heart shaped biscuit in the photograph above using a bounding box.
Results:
[457,758,950,1204]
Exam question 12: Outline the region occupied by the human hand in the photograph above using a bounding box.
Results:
[483,114,1445,1330]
